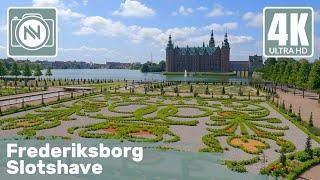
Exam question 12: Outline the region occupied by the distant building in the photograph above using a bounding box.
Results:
[106,61,132,69]
[165,31,263,73]
[1,58,107,69]
[166,30,230,72]
[249,55,263,72]
[229,55,263,73]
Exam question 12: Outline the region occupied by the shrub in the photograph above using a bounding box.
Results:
[313,147,320,157]
[294,151,312,162]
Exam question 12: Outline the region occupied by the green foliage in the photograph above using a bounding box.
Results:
[227,135,269,154]
[297,60,310,89]
[313,147,320,157]
[23,63,32,76]
[200,133,223,152]
[0,60,7,76]
[34,64,42,76]
[224,156,260,173]
[141,61,165,72]
[308,61,320,90]
[45,67,52,76]
[222,86,225,95]
[305,136,312,156]
[10,62,20,76]
[279,151,286,167]
[309,112,313,127]
[286,157,320,180]
[295,151,312,162]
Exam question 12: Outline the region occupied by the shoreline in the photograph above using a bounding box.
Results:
[162,71,237,76]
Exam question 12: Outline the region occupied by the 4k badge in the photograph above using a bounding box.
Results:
[263,7,314,57]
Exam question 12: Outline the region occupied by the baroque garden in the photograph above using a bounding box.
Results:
[0,80,320,179]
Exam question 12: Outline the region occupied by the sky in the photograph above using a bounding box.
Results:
[0,0,319,64]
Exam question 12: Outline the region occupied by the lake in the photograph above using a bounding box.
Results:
[42,69,250,82]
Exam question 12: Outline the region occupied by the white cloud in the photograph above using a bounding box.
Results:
[207,5,234,17]
[83,0,88,6]
[32,0,60,7]
[73,27,95,35]
[173,34,253,47]
[228,35,254,44]
[74,15,251,48]
[112,0,155,18]
[242,12,262,27]
[58,8,84,19]
[32,0,85,20]
[59,46,113,53]
[172,6,193,16]
[129,26,162,43]
[0,45,5,50]
[196,6,208,11]
[203,22,238,32]
[74,16,128,37]
[165,27,197,40]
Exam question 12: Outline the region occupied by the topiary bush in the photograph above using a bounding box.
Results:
[294,151,312,162]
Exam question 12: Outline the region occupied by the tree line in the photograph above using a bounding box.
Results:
[261,58,320,98]
[141,61,166,73]
[0,60,52,77]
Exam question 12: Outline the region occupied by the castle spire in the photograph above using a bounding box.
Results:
[209,29,215,47]
[222,30,230,48]
[167,34,173,49]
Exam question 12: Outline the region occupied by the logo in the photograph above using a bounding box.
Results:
[263,7,314,57]
[7,7,57,57]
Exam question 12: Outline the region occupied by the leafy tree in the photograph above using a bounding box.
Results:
[131,62,142,70]
[158,60,166,71]
[205,85,210,95]
[305,136,312,157]
[45,67,52,76]
[297,60,310,98]
[141,63,150,73]
[309,112,313,127]
[308,61,320,102]
[278,61,287,88]
[190,84,193,93]
[262,57,277,80]
[279,151,287,167]
[222,87,225,95]
[271,63,280,84]
[290,61,301,94]
[10,62,20,76]
[140,61,166,72]
[23,63,32,76]
[34,64,42,77]
[0,61,7,76]
[284,62,293,86]
[264,58,277,66]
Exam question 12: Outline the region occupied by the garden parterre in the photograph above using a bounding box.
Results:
[0,84,318,175]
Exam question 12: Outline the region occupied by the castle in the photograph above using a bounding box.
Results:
[166,31,263,73]
[166,30,230,72]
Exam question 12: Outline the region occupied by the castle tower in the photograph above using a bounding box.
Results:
[209,29,215,47]
[221,32,230,72]
[166,34,174,72]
